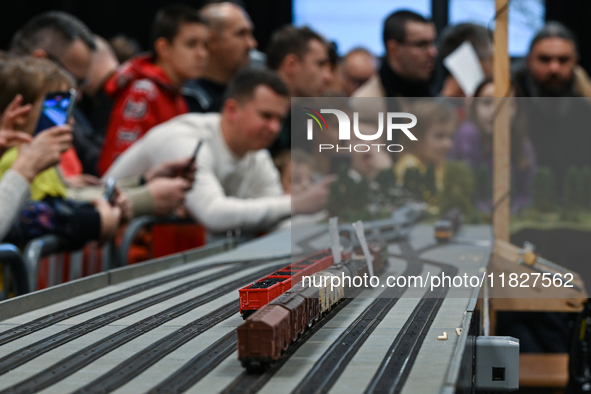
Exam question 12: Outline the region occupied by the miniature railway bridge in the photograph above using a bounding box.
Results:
[0,223,491,394]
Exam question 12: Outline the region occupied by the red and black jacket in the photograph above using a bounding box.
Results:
[98,54,188,175]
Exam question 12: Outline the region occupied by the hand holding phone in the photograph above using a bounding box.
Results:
[176,140,203,179]
[185,140,203,172]
[34,89,77,135]
[102,177,117,206]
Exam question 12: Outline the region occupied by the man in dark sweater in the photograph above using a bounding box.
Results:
[182,2,257,113]
[353,10,437,99]
[351,10,436,158]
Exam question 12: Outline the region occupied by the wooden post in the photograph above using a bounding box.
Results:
[493,0,511,242]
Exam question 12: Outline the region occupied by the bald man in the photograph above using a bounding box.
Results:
[341,47,377,97]
[183,2,257,113]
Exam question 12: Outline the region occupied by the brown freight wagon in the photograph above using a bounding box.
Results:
[270,291,306,341]
[238,304,290,370]
[298,285,320,327]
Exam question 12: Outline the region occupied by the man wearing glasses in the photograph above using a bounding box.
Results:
[8,11,198,219]
[10,11,95,92]
[10,11,98,176]
[353,10,437,99]
[351,10,436,156]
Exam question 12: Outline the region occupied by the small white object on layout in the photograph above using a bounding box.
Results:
[329,217,342,265]
[438,332,448,341]
[352,220,374,278]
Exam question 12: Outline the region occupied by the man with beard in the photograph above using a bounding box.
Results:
[514,22,591,189]
[515,22,591,98]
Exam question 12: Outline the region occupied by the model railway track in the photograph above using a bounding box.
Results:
[0,263,286,393]
[288,241,420,394]
[0,215,473,394]
[0,263,262,375]
[295,228,328,255]
[416,242,444,254]
[73,302,239,394]
[364,258,458,394]
[0,255,285,347]
[148,330,238,394]
[220,296,357,394]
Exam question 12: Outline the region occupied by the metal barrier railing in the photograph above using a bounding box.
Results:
[22,235,115,292]
[117,215,195,267]
[0,243,30,297]
[13,215,200,293]
[23,235,67,292]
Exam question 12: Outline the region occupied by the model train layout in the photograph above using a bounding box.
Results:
[0,205,497,394]
[239,203,426,320]
[238,244,385,372]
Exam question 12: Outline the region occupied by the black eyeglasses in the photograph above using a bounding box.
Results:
[399,39,437,51]
[46,53,90,89]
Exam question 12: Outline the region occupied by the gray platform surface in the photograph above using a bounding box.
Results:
[0,224,490,394]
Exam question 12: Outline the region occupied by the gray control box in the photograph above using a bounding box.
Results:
[475,336,519,392]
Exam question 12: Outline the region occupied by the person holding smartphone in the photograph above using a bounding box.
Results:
[0,94,73,240]
[0,57,125,248]
[9,11,194,219]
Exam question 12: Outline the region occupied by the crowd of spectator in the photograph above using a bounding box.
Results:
[1,1,590,255]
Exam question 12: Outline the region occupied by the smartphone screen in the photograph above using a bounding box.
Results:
[34,89,76,135]
[102,177,117,206]
[186,140,203,170]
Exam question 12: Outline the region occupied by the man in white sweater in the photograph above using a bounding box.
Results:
[104,69,331,234]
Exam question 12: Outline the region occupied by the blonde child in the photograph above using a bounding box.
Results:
[274,149,315,195]
[394,100,458,192]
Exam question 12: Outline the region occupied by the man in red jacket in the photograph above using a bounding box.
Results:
[98,4,209,175]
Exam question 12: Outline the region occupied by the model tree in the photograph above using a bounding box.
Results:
[531,167,556,212]
[439,161,474,215]
[473,165,490,203]
[423,164,437,202]
[352,176,371,211]
[326,166,372,220]
[401,165,438,203]
[563,167,579,209]
[561,167,580,221]
[402,167,423,198]
[374,168,398,201]
[578,167,591,209]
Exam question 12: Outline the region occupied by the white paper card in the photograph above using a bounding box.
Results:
[443,41,484,97]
